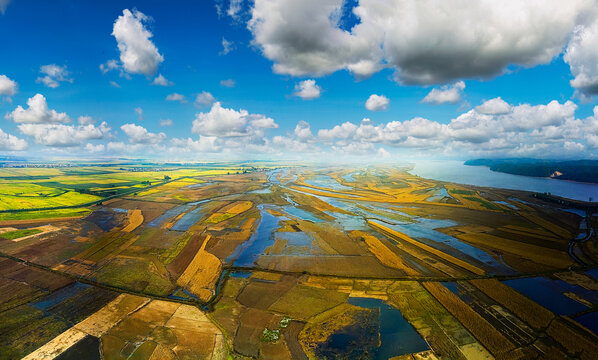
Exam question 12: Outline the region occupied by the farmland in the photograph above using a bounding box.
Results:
[0,163,597,359]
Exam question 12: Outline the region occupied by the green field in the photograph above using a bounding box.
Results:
[0,229,42,240]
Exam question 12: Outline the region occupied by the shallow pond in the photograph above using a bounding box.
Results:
[227,205,282,267]
[171,206,205,232]
[573,311,598,336]
[304,174,354,191]
[347,297,429,359]
[146,204,193,228]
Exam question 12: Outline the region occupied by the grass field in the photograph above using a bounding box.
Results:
[0,228,42,240]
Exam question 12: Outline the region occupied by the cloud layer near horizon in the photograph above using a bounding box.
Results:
[3,93,598,160]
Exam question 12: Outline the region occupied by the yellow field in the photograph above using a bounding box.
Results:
[351,230,420,276]
[122,209,143,232]
[369,220,486,275]
[176,235,222,302]
[456,232,572,269]
[469,279,554,330]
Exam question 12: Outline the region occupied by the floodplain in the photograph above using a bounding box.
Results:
[0,163,597,359]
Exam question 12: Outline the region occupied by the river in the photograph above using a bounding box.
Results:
[409,160,598,202]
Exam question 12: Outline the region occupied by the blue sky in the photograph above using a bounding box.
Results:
[1,0,598,161]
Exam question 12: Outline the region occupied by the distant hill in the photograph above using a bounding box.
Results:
[465,159,598,184]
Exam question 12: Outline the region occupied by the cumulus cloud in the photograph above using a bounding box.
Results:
[0,128,27,151]
[0,75,17,102]
[151,74,173,86]
[85,143,105,152]
[0,75,17,98]
[78,116,95,125]
[365,94,389,111]
[6,94,70,124]
[195,91,216,107]
[111,9,163,76]
[191,102,277,137]
[159,119,173,127]
[422,81,465,104]
[18,122,111,147]
[120,123,166,144]
[36,64,73,88]
[170,136,221,153]
[220,38,235,55]
[565,17,598,95]
[293,79,321,100]
[297,97,596,158]
[474,97,511,114]
[294,120,314,142]
[166,93,187,103]
[248,0,596,84]
[220,79,235,87]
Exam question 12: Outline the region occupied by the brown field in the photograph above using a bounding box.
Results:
[369,220,486,275]
[455,232,572,269]
[469,278,555,330]
[423,282,516,357]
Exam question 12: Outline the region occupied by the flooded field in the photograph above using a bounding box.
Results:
[1,164,597,359]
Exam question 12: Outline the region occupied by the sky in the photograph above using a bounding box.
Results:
[1,0,598,161]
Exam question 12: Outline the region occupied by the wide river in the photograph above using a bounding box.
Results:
[409,160,598,202]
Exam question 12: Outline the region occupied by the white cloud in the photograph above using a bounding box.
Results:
[100,59,120,74]
[0,75,17,98]
[0,0,12,14]
[0,128,27,151]
[85,143,105,152]
[422,81,465,105]
[6,94,70,124]
[18,122,111,147]
[36,64,73,88]
[228,0,243,18]
[195,91,216,107]
[220,38,235,55]
[160,119,173,127]
[365,94,389,111]
[294,120,314,142]
[220,79,236,87]
[134,107,144,120]
[191,101,277,137]
[111,9,163,76]
[109,81,121,88]
[151,74,173,86]
[474,97,511,114]
[564,17,598,95]
[293,79,321,100]
[248,0,596,84]
[78,116,95,125]
[120,123,166,144]
[170,136,221,153]
[166,93,187,103]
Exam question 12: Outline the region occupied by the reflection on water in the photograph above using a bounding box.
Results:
[147,204,193,228]
[410,160,598,201]
[304,174,353,191]
[504,277,590,315]
[227,205,282,267]
[347,297,429,359]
